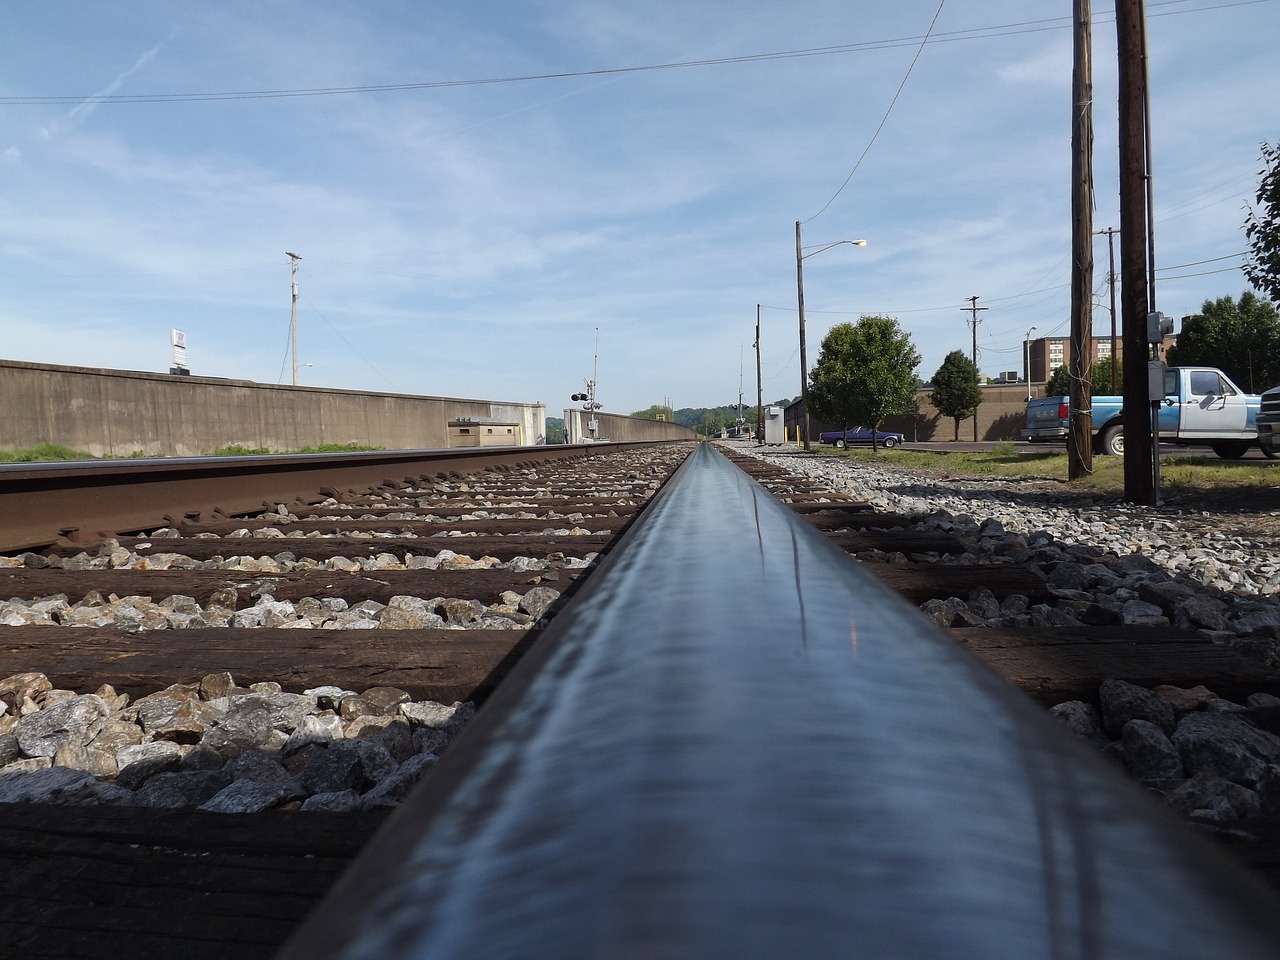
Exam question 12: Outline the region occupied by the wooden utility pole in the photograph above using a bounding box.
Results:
[1068,0,1094,481]
[963,295,988,440]
[1116,0,1155,504]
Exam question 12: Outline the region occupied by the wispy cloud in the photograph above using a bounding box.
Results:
[41,35,173,140]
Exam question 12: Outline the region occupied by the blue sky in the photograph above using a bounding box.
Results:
[2,1,1276,417]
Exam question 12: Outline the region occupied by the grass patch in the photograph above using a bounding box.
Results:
[822,444,1280,495]
[208,443,381,456]
[0,443,96,462]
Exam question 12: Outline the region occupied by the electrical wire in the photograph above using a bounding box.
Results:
[1,1,1266,106]
[804,0,948,223]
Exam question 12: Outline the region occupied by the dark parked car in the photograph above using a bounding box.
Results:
[817,426,904,448]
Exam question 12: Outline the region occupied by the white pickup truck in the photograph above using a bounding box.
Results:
[1022,365,1267,459]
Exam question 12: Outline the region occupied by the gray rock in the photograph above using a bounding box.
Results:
[116,741,185,789]
[1099,680,1176,738]
[226,691,317,733]
[300,789,362,812]
[1163,774,1262,821]
[341,687,411,719]
[133,687,214,743]
[0,765,120,804]
[199,778,291,813]
[15,694,110,758]
[359,753,439,809]
[519,586,562,619]
[1173,712,1280,787]
[131,770,232,808]
[223,749,290,783]
[53,742,118,778]
[300,748,366,794]
[0,672,52,713]
[1048,701,1105,742]
[1121,719,1184,780]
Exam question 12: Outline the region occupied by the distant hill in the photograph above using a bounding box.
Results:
[672,400,793,433]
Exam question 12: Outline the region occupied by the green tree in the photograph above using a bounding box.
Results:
[929,350,982,441]
[1045,364,1071,396]
[1091,355,1124,395]
[1245,141,1280,303]
[1166,292,1280,393]
[630,404,675,422]
[808,315,921,450]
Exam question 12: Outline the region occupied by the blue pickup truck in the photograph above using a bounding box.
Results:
[1022,366,1266,459]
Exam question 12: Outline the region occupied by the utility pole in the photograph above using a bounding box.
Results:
[1094,227,1119,392]
[286,251,302,386]
[1068,0,1094,481]
[1116,0,1156,504]
[755,304,763,444]
[963,296,988,441]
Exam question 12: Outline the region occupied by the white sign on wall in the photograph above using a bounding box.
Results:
[171,328,188,370]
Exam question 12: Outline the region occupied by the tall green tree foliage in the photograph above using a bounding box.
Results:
[929,350,982,441]
[1166,292,1280,393]
[808,315,921,450]
[1091,355,1125,395]
[1244,141,1280,303]
[1045,365,1072,396]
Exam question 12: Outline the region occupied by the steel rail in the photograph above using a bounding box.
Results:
[0,442,661,552]
[279,442,1280,959]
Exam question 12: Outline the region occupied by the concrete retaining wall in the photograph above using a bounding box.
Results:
[0,360,547,457]
[563,409,698,443]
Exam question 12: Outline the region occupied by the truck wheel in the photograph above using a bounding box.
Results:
[1211,442,1250,460]
[882,437,898,448]
[1100,424,1124,456]
[1261,439,1278,461]
[834,438,847,449]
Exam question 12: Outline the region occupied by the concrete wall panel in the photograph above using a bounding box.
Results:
[563,409,697,443]
[0,360,547,456]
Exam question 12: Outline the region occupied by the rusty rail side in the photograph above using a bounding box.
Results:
[278,442,1280,959]
[0,443,665,552]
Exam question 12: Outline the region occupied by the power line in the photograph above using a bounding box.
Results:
[804,0,948,223]
[0,1,1266,106]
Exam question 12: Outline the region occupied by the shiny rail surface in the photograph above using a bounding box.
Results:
[0,443,656,552]
[279,442,1280,959]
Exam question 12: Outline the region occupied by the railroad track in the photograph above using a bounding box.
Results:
[3,441,1280,957]
[0,443,688,958]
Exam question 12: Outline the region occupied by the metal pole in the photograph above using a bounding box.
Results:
[1025,326,1036,402]
[796,221,811,452]
[286,252,302,386]
[755,304,763,444]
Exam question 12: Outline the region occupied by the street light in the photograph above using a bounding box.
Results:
[1024,325,1037,402]
[796,221,867,451]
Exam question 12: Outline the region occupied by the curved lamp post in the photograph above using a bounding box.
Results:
[796,222,867,451]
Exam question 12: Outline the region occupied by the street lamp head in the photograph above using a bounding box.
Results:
[852,240,868,246]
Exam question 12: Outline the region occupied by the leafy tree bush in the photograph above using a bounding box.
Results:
[1166,292,1280,393]
[1091,355,1124,395]
[630,404,675,422]
[1245,141,1280,304]
[808,316,920,450]
[1045,364,1071,396]
[929,350,982,441]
